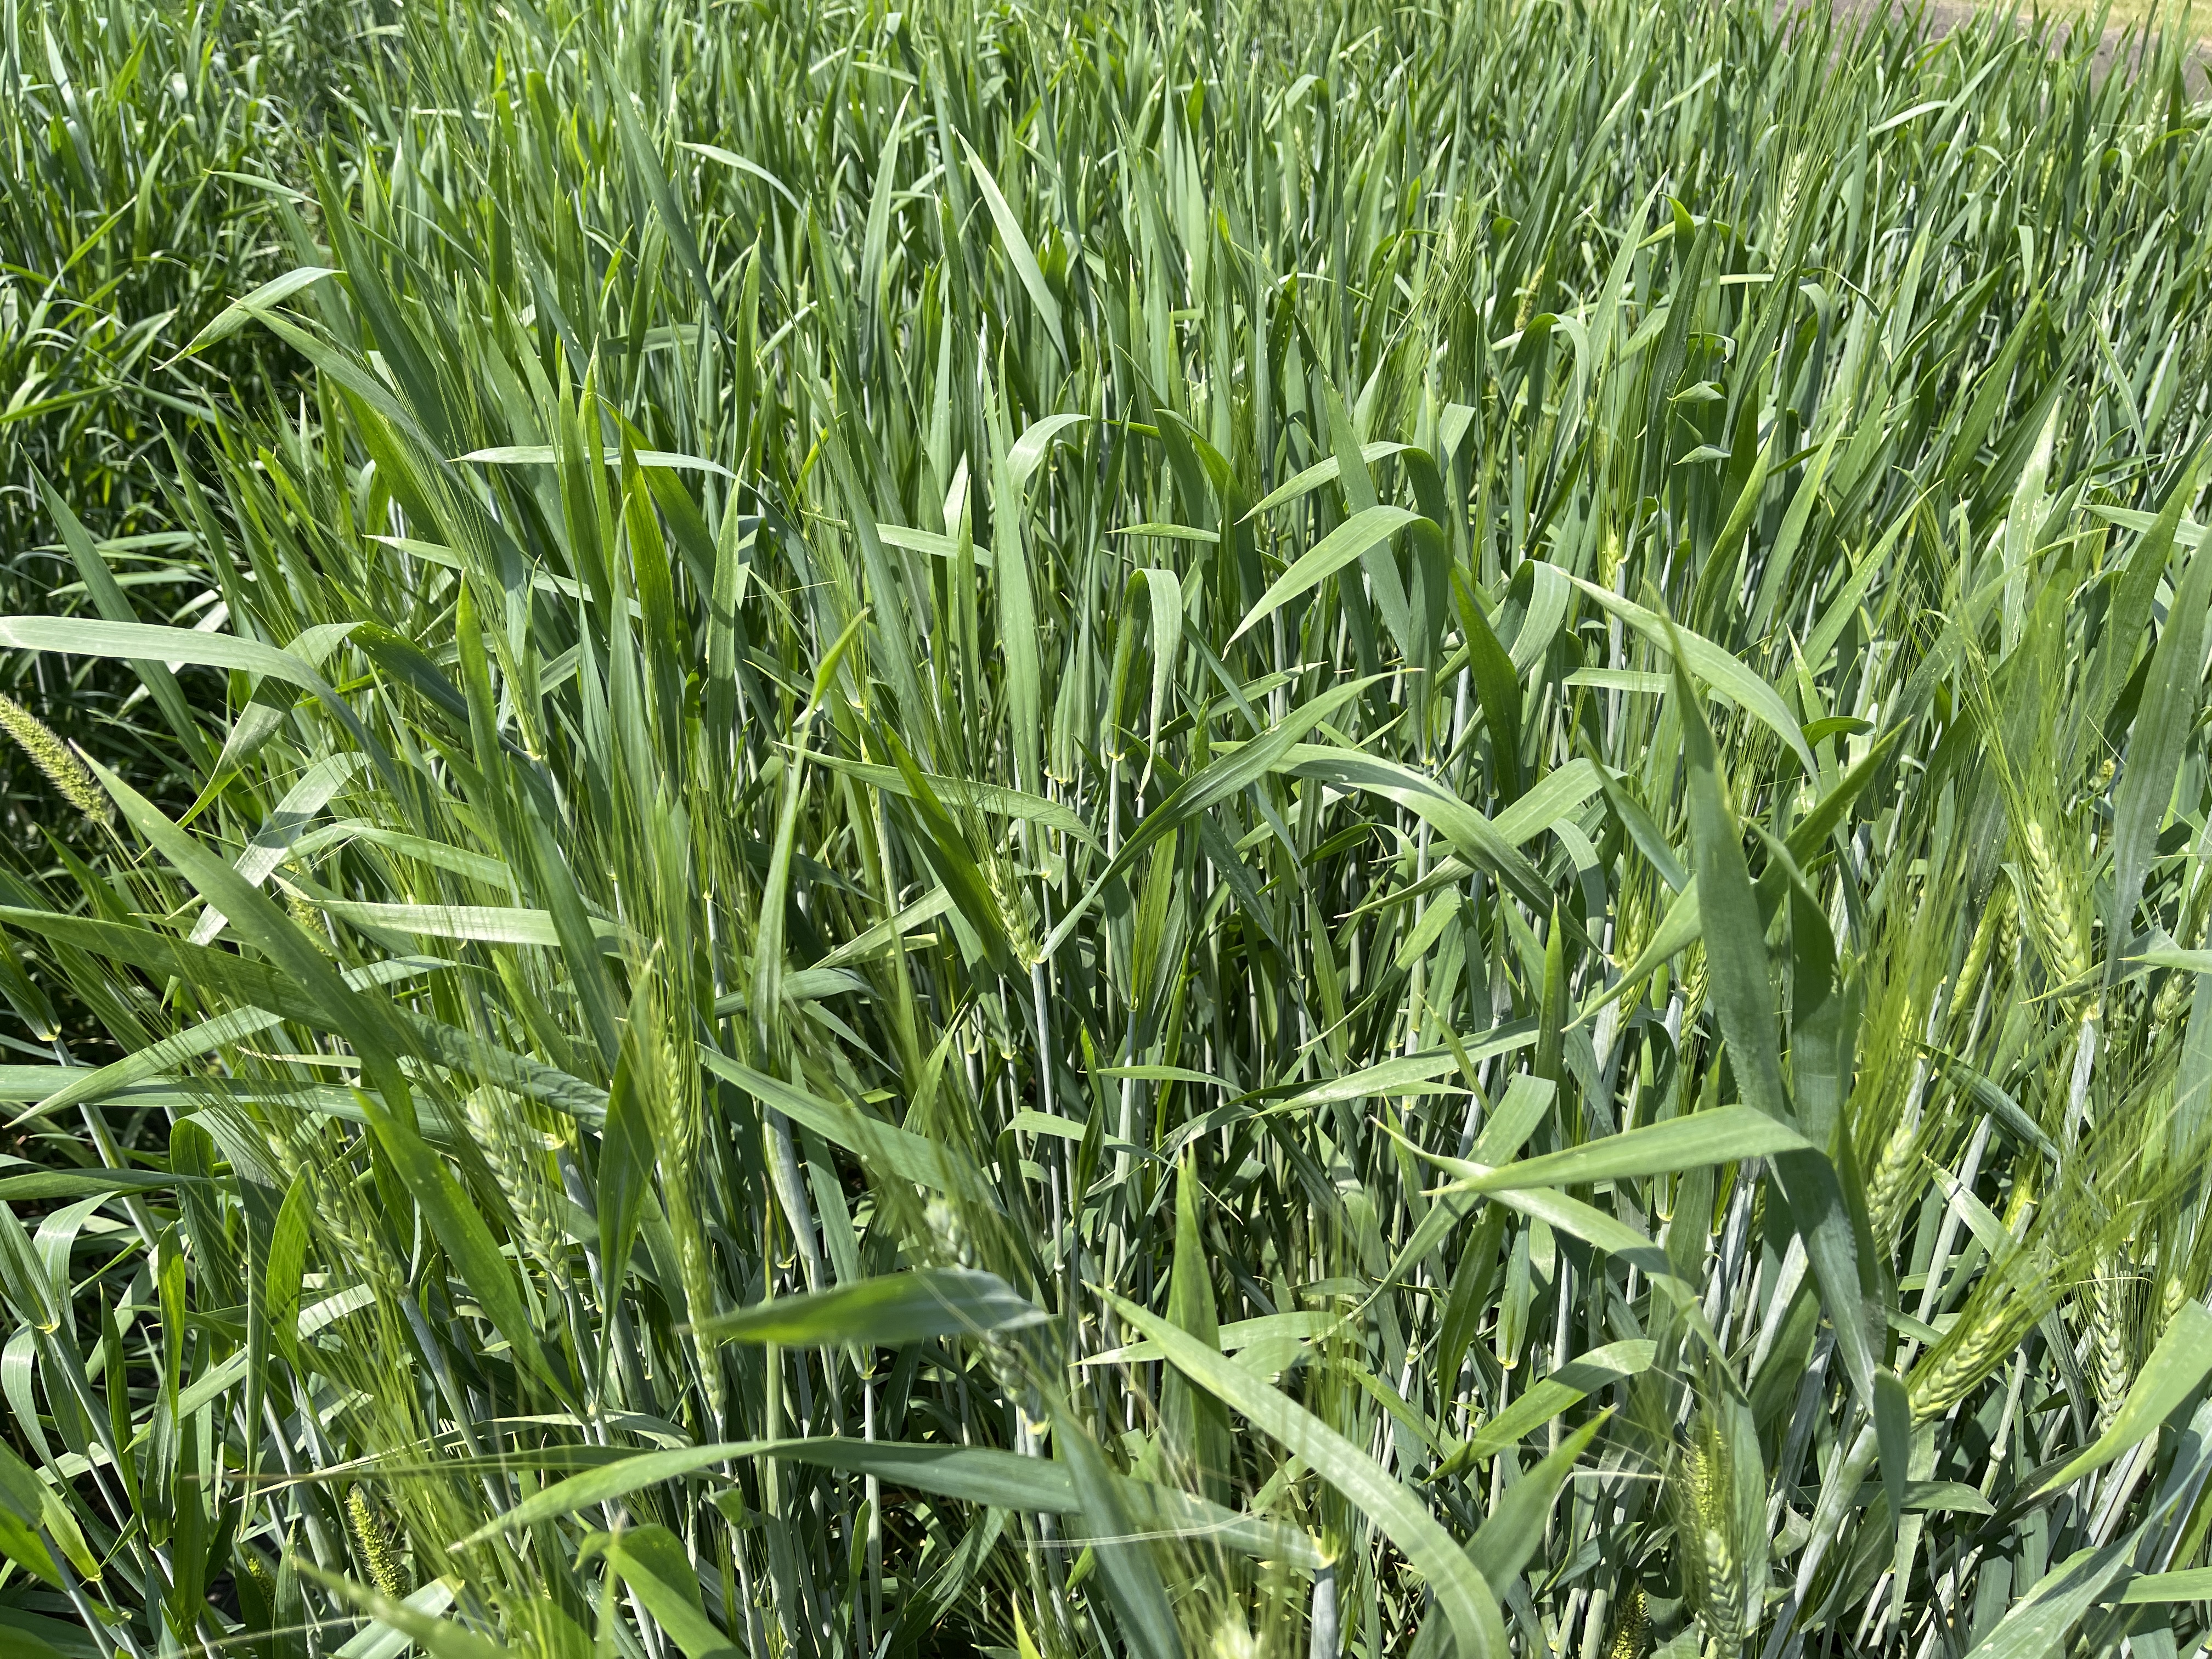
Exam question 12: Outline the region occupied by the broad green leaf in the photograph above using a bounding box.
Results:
[2036,1302,2212,1495]
[1081,1310,1341,1367]
[1504,561,1572,681]
[461,1437,1312,1568]
[0,1170,183,1201]
[681,142,800,206]
[1459,1344,1652,1462]
[0,612,343,697]
[693,1269,1046,1346]
[177,265,341,353]
[698,1050,995,1205]
[1054,1418,1181,1659]
[1107,1293,1506,1659]
[1671,636,1877,1404]
[1231,507,1431,642]
[1961,1543,2134,1659]
[1008,415,1090,490]
[607,76,721,329]
[79,760,403,1085]
[1463,1413,1607,1587]
[817,887,955,968]
[0,1442,64,1589]
[810,754,1093,842]
[458,1445,769,1545]
[1241,443,1411,519]
[350,1091,561,1392]
[1039,675,1383,957]
[1570,580,1816,771]
[311,901,627,949]
[2119,1568,2212,1604]
[329,1584,460,1659]
[1489,758,1604,845]
[606,1526,732,1659]
[1280,746,1553,916]
[597,1035,657,1308]
[1165,1154,1233,1501]
[962,140,1065,358]
[2109,446,2212,943]
[1452,569,1525,798]
[294,1566,512,1659]
[456,444,733,478]
[1452,1105,1809,1190]
[1472,1186,1720,1346]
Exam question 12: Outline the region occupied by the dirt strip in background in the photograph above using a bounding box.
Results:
[1813,1,2212,88]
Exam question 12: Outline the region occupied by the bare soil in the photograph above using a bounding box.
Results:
[1812,0,2212,89]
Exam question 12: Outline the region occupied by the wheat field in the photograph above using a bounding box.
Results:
[2,0,2212,1656]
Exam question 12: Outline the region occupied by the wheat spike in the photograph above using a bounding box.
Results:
[1909,1249,2050,1421]
[312,1160,408,1307]
[1598,522,1626,590]
[465,1087,566,1274]
[1680,941,1709,1028]
[1513,256,1549,333]
[2159,1269,2189,1338]
[1865,1103,1922,1248]
[1773,151,1805,240]
[1954,885,2012,1022]
[2021,820,2089,988]
[2089,1257,2138,1429]
[2154,887,2206,1028]
[1673,1436,1742,1655]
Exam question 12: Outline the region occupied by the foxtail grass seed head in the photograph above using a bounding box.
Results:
[2090,754,2117,798]
[286,888,337,954]
[347,1487,406,1599]
[0,693,110,823]
[1608,1588,1649,1659]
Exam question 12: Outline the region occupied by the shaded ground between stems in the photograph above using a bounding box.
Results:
[1810,0,2212,88]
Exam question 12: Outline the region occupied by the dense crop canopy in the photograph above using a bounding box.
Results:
[3,0,2212,1656]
